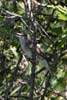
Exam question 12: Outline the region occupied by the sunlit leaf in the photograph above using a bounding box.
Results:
[57,13,67,21]
[10,86,20,96]
[10,46,18,58]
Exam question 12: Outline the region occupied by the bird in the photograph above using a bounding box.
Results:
[16,33,32,58]
[16,32,52,75]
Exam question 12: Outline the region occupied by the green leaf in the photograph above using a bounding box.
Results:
[10,46,18,58]
[0,1,2,7]
[10,86,20,96]
[51,27,63,35]
[48,5,67,14]
[56,6,67,14]
[57,13,67,21]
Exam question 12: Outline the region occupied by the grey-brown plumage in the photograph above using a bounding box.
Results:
[16,33,52,75]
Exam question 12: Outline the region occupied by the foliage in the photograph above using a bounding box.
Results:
[0,0,67,100]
